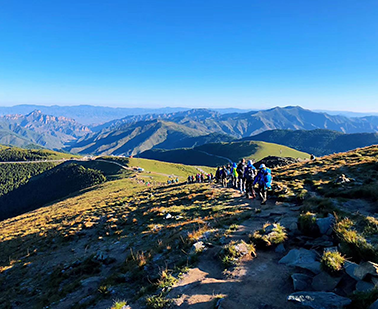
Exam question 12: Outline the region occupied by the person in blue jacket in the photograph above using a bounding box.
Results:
[253,163,272,205]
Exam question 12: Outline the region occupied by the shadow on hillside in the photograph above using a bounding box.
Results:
[0,162,106,221]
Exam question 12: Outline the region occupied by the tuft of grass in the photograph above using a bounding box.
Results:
[145,294,172,309]
[157,270,178,290]
[320,251,345,275]
[335,218,378,263]
[250,223,287,248]
[110,301,128,309]
[298,212,318,236]
[363,216,378,236]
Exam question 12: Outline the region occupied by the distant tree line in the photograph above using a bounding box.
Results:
[0,162,56,196]
[0,147,52,162]
[0,163,106,220]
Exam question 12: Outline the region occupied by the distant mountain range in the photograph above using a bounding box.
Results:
[0,110,90,149]
[245,129,378,156]
[1,106,378,157]
[67,119,235,156]
[0,105,251,125]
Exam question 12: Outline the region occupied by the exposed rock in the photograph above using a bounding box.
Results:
[355,280,375,292]
[289,222,299,231]
[264,224,276,234]
[191,241,205,254]
[316,214,335,236]
[354,261,378,280]
[312,272,342,291]
[305,238,333,248]
[215,297,224,309]
[255,156,300,168]
[94,251,108,262]
[287,291,351,309]
[324,247,338,253]
[234,242,251,256]
[279,248,321,274]
[370,299,378,309]
[344,261,359,281]
[371,277,378,286]
[291,273,313,291]
[80,276,103,293]
[275,243,286,253]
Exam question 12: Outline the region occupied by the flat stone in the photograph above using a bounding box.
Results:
[80,276,103,293]
[264,224,277,234]
[279,248,321,274]
[370,299,378,309]
[354,261,378,280]
[316,214,335,236]
[291,273,313,291]
[371,277,378,286]
[289,222,299,231]
[305,238,334,248]
[344,261,359,281]
[275,243,286,253]
[312,272,342,291]
[356,280,375,292]
[287,291,351,309]
[324,247,338,253]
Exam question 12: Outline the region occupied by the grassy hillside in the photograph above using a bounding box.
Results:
[0,163,106,220]
[141,140,310,166]
[0,146,81,198]
[2,146,378,308]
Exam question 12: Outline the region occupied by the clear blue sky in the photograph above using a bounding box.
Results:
[0,0,378,111]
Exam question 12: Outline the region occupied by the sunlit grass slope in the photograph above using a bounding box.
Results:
[141,140,310,166]
[0,178,249,308]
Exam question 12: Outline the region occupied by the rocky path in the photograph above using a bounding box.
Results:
[168,189,301,309]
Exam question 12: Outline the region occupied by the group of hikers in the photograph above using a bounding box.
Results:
[214,159,272,205]
[185,159,272,205]
[187,173,215,184]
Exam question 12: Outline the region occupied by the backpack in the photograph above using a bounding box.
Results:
[244,166,256,181]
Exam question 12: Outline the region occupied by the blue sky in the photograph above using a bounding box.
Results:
[0,0,378,111]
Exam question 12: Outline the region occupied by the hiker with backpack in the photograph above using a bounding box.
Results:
[237,159,246,194]
[231,162,238,188]
[253,163,272,205]
[244,160,257,199]
[220,166,227,187]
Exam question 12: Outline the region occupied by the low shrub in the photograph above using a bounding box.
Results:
[320,251,345,275]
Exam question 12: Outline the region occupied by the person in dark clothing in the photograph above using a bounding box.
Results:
[253,164,272,205]
[220,166,227,187]
[215,167,221,183]
[237,159,246,193]
[244,160,257,199]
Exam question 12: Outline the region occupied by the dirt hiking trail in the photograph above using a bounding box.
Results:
[168,187,301,309]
